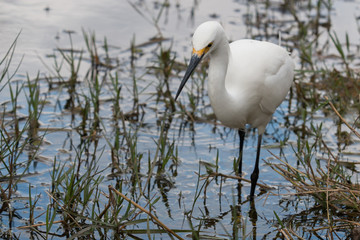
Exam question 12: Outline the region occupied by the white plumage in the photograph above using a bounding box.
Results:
[175,21,294,198]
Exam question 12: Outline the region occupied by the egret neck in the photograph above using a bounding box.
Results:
[207,33,246,130]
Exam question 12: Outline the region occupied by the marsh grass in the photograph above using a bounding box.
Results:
[0,34,45,239]
[250,1,360,238]
[265,95,360,238]
[10,29,192,239]
[2,0,360,239]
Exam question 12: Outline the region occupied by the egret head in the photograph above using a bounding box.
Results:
[175,21,223,100]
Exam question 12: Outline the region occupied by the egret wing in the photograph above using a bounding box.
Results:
[260,51,294,114]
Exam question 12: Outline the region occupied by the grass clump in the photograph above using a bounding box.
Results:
[12,27,190,239]
[267,98,360,238]
[4,1,360,239]
[0,33,45,239]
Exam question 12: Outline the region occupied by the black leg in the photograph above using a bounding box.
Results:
[250,134,262,198]
[249,199,258,238]
[238,129,245,176]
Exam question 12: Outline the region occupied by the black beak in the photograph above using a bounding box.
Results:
[175,53,204,101]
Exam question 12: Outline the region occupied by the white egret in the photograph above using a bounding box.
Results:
[175,21,294,198]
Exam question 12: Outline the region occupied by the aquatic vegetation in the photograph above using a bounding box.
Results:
[1,0,360,239]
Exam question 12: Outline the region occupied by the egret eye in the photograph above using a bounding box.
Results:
[207,43,213,48]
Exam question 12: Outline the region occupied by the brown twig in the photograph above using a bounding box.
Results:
[279,228,293,240]
[287,227,306,240]
[18,220,63,229]
[326,141,334,240]
[325,96,360,139]
[108,186,184,240]
[118,194,155,231]
[272,188,360,196]
[45,191,81,228]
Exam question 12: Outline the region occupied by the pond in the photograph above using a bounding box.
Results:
[1,0,360,239]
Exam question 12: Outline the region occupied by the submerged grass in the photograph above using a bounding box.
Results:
[2,0,360,239]
[6,29,191,239]
[0,34,45,239]
[266,97,360,238]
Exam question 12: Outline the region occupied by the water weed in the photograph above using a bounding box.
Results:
[1,1,360,239]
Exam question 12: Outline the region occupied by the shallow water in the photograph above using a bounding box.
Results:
[1,0,360,239]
